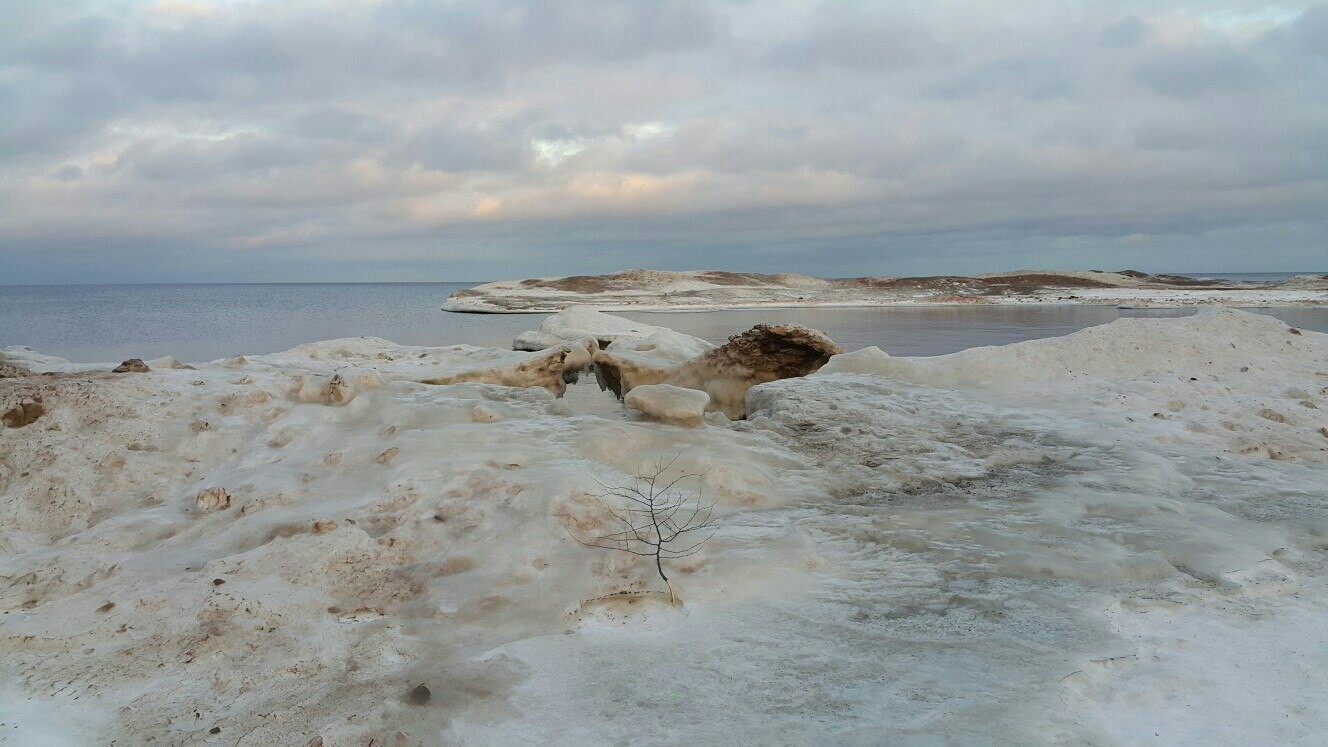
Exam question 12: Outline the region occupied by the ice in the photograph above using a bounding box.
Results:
[2,309,1327,744]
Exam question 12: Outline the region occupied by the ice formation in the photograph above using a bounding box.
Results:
[416,344,579,396]
[510,306,709,355]
[595,323,843,418]
[2,309,1327,745]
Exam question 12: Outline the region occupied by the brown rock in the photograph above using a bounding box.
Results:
[195,487,231,512]
[112,359,150,373]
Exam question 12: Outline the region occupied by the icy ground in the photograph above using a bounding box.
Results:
[2,309,1326,745]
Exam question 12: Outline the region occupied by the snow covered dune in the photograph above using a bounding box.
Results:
[445,269,1328,312]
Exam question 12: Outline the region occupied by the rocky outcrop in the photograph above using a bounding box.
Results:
[112,359,150,373]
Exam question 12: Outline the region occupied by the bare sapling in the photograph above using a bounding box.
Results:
[574,457,719,605]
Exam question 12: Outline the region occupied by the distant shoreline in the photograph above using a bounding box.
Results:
[444,269,1328,313]
[2,271,1322,289]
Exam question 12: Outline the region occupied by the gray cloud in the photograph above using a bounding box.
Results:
[1099,17,1150,48]
[768,6,948,72]
[1,0,1325,283]
[1134,45,1270,98]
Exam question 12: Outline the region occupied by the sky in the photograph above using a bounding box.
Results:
[1,0,1325,283]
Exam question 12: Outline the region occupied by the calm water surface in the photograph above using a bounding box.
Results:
[2,283,1325,363]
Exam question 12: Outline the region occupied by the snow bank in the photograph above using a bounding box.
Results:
[819,307,1320,387]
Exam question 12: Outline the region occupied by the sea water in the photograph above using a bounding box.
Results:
[2,281,1325,363]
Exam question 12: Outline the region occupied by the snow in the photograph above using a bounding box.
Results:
[3,309,1328,744]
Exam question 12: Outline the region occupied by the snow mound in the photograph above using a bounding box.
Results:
[818,308,1325,388]
[512,306,712,355]
[811,308,1328,465]
[1,345,93,373]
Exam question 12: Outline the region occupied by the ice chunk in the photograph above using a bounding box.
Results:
[624,384,710,427]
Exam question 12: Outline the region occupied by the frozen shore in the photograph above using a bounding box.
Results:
[444,269,1328,313]
[3,309,1327,745]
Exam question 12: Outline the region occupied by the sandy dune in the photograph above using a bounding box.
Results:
[445,269,1328,312]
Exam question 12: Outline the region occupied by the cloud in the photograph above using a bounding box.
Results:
[1099,17,1150,48]
[1134,45,1270,97]
[1,0,1325,283]
[768,5,949,72]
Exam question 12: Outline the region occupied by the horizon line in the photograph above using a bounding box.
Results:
[2,269,1322,289]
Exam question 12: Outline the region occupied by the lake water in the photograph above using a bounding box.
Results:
[2,282,1326,363]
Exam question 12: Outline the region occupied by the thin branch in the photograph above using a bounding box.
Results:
[570,456,720,603]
